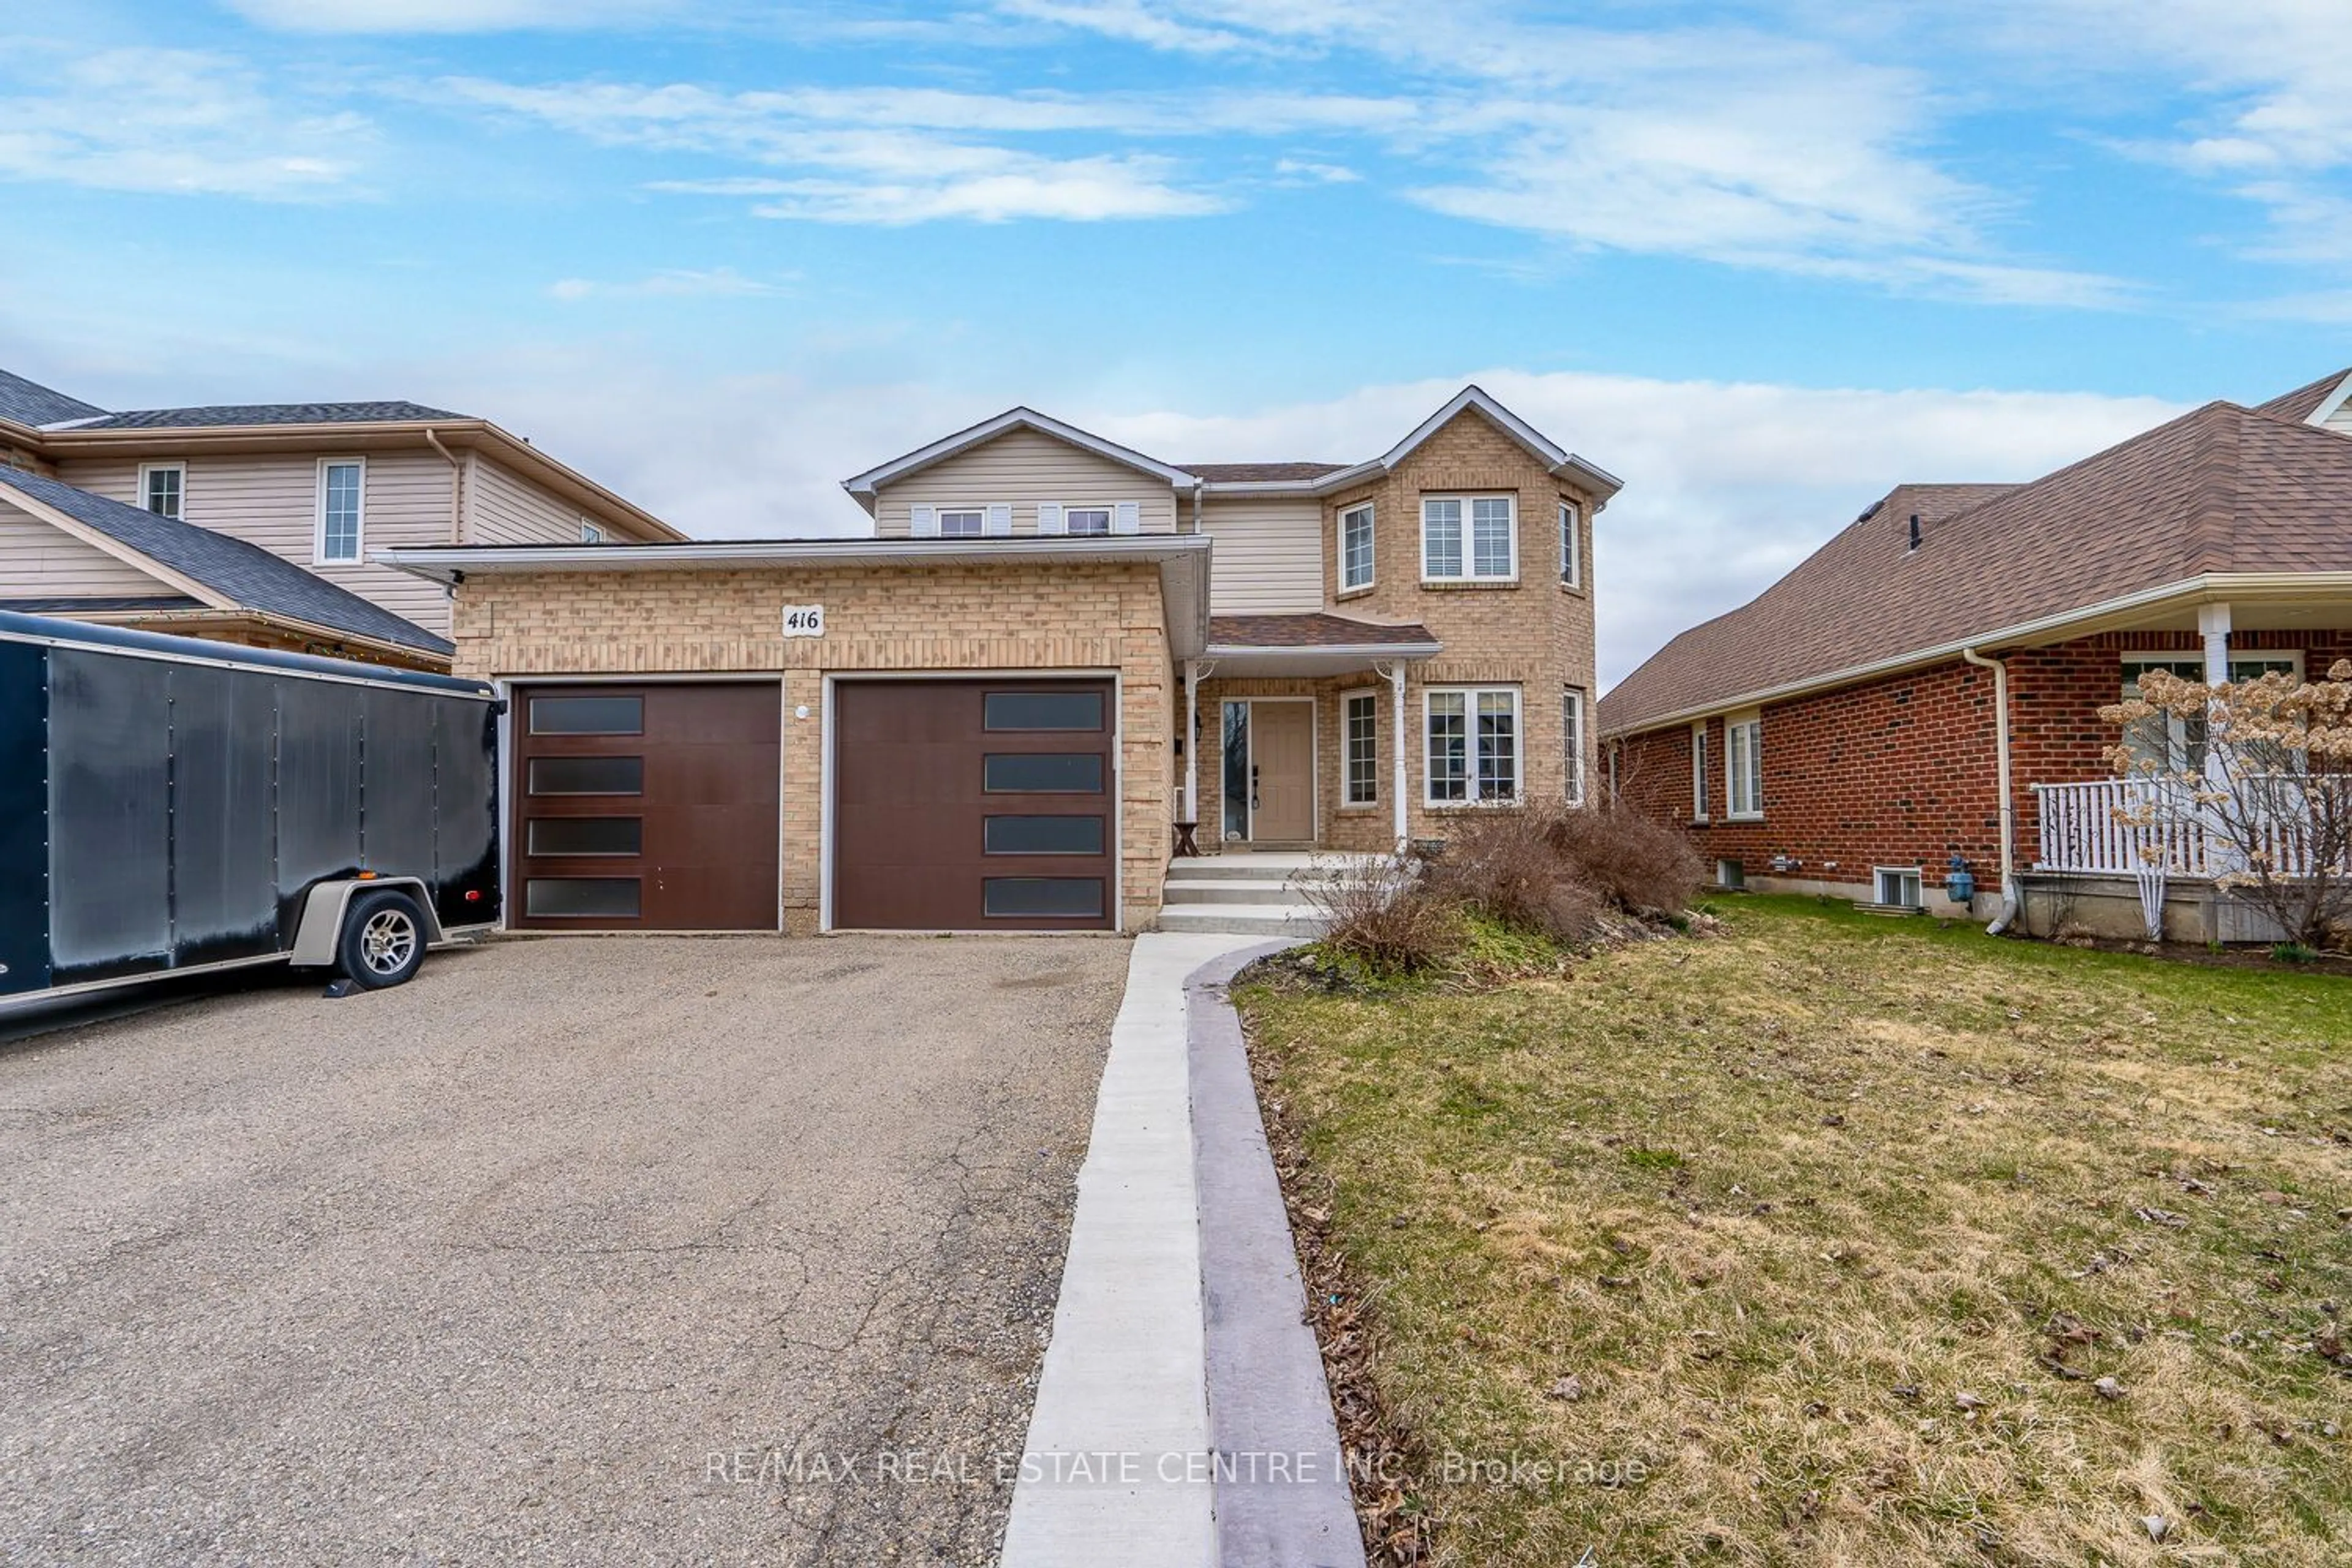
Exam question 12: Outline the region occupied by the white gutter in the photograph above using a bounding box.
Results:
[1601,571,2352,739]
[1960,646,2019,935]
[377,533,1215,578]
[1203,639,1442,661]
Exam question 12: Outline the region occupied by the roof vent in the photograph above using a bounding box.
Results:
[1907,513,1921,552]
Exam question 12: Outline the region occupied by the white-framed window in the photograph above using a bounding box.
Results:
[140,462,184,520]
[578,519,607,543]
[1691,722,1709,820]
[1562,687,1586,805]
[938,507,986,538]
[1725,712,1763,819]
[315,458,364,564]
[1425,686,1520,805]
[2120,652,2303,775]
[1874,867,1923,909]
[1421,495,1515,582]
[1340,502,1375,592]
[1558,499,1581,587]
[1065,506,1112,537]
[1343,690,1379,806]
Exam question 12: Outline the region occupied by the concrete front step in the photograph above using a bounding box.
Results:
[1155,903,1330,937]
[1164,854,1376,881]
[1161,876,1322,907]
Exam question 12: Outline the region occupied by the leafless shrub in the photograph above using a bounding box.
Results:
[1535,799,1708,918]
[1428,800,1705,935]
[1302,854,1463,975]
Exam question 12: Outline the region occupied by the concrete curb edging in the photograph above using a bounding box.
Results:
[1188,944,1370,1568]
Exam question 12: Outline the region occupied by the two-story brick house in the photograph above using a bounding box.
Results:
[0,367,681,670]
[377,386,1618,935]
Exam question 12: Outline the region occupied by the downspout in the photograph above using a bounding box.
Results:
[1961,646,2019,934]
[423,428,463,541]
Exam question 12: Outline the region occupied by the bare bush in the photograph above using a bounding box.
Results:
[1534,801,1708,917]
[1301,854,1463,975]
[1428,800,1705,935]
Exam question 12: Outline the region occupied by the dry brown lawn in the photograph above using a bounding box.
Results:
[1239,896,2351,1566]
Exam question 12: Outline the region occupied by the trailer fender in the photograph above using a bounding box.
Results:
[288,879,447,970]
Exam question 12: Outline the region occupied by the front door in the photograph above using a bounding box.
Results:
[1250,701,1314,842]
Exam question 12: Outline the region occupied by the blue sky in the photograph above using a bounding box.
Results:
[2,1,2348,682]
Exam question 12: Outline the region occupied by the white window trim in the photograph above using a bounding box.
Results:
[1338,502,1375,594]
[1562,686,1587,806]
[1420,494,1518,584]
[1724,710,1763,821]
[1423,684,1523,807]
[1690,721,1709,822]
[1558,498,1581,589]
[1062,503,1116,537]
[2120,650,2304,685]
[1340,688,1380,809]
[1874,866,1924,909]
[934,503,989,540]
[138,461,186,520]
[578,518,607,543]
[314,456,366,565]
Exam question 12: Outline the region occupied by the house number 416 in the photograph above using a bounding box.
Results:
[782,605,826,638]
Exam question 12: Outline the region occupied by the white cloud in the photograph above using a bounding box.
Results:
[0,48,367,199]
[546,266,794,300]
[1272,157,1359,184]
[444,77,1227,222]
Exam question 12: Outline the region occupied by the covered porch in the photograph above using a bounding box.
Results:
[1177,613,1441,856]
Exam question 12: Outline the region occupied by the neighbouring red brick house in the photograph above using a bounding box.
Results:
[1597,368,2352,941]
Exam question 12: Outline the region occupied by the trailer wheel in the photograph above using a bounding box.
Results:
[339,889,427,990]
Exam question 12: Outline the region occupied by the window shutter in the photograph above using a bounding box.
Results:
[1112,500,1141,535]
[911,505,938,538]
[985,503,1012,537]
[1037,503,1065,535]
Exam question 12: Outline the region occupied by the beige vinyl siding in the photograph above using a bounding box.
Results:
[467,454,590,545]
[873,428,1178,535]
[0,500,176,596]
[1200,496,1324,614]
[55,451,457,635]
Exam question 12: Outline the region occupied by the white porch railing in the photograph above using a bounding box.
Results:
[2034,778,2342,878]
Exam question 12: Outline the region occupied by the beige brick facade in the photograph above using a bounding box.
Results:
[450,561,1172,930]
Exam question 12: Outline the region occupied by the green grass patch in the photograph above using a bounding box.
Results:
[1241,894,2352,1566]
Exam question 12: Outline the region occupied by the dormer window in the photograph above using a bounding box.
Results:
[140,463,184,519]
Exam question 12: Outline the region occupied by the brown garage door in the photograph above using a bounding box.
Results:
[511,683,779,930]
[834,679,1116,931]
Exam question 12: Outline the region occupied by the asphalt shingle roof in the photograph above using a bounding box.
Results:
[0,469,452,656]
[1208,612,1438,648]
[0,369,107,429]
[1185,462,1351,483]
[62,400,467,431]
[2251,368,2349,424]
[0,594,206,614]
[1599,398,2352,736]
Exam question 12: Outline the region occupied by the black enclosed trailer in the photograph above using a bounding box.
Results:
[0,611,500,1001]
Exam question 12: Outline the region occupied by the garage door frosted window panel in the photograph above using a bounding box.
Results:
[528,755,644,795]
[526,878,643,918]
[982,878,1103,919]
[984,753,1102,793]
[984,815,1104,855]
[527,817,643,856]
[984,690,1103,731]
[529,695,643,735]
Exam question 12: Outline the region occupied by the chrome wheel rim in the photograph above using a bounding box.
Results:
[361,909,417,974]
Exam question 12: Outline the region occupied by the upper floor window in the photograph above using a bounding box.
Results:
[1422,496,1515,582]
[1725,713,1763,819]
[1558,499,1581,587]
[1065,507,1112,537]
[1339,503,1374,592]
[578,519,607,543]
[140,463,184,520]
[938,508,985,538]
[316,459,364,564]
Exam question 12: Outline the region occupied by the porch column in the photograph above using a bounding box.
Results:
[1183,659,1201,824]
[2198,601,2232,685]
[1387,660,1410,851]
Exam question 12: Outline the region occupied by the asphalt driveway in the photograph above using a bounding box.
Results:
[0,935,1131,1565]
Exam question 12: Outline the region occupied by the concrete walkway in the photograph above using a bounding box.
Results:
[998,933,1260,1567]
